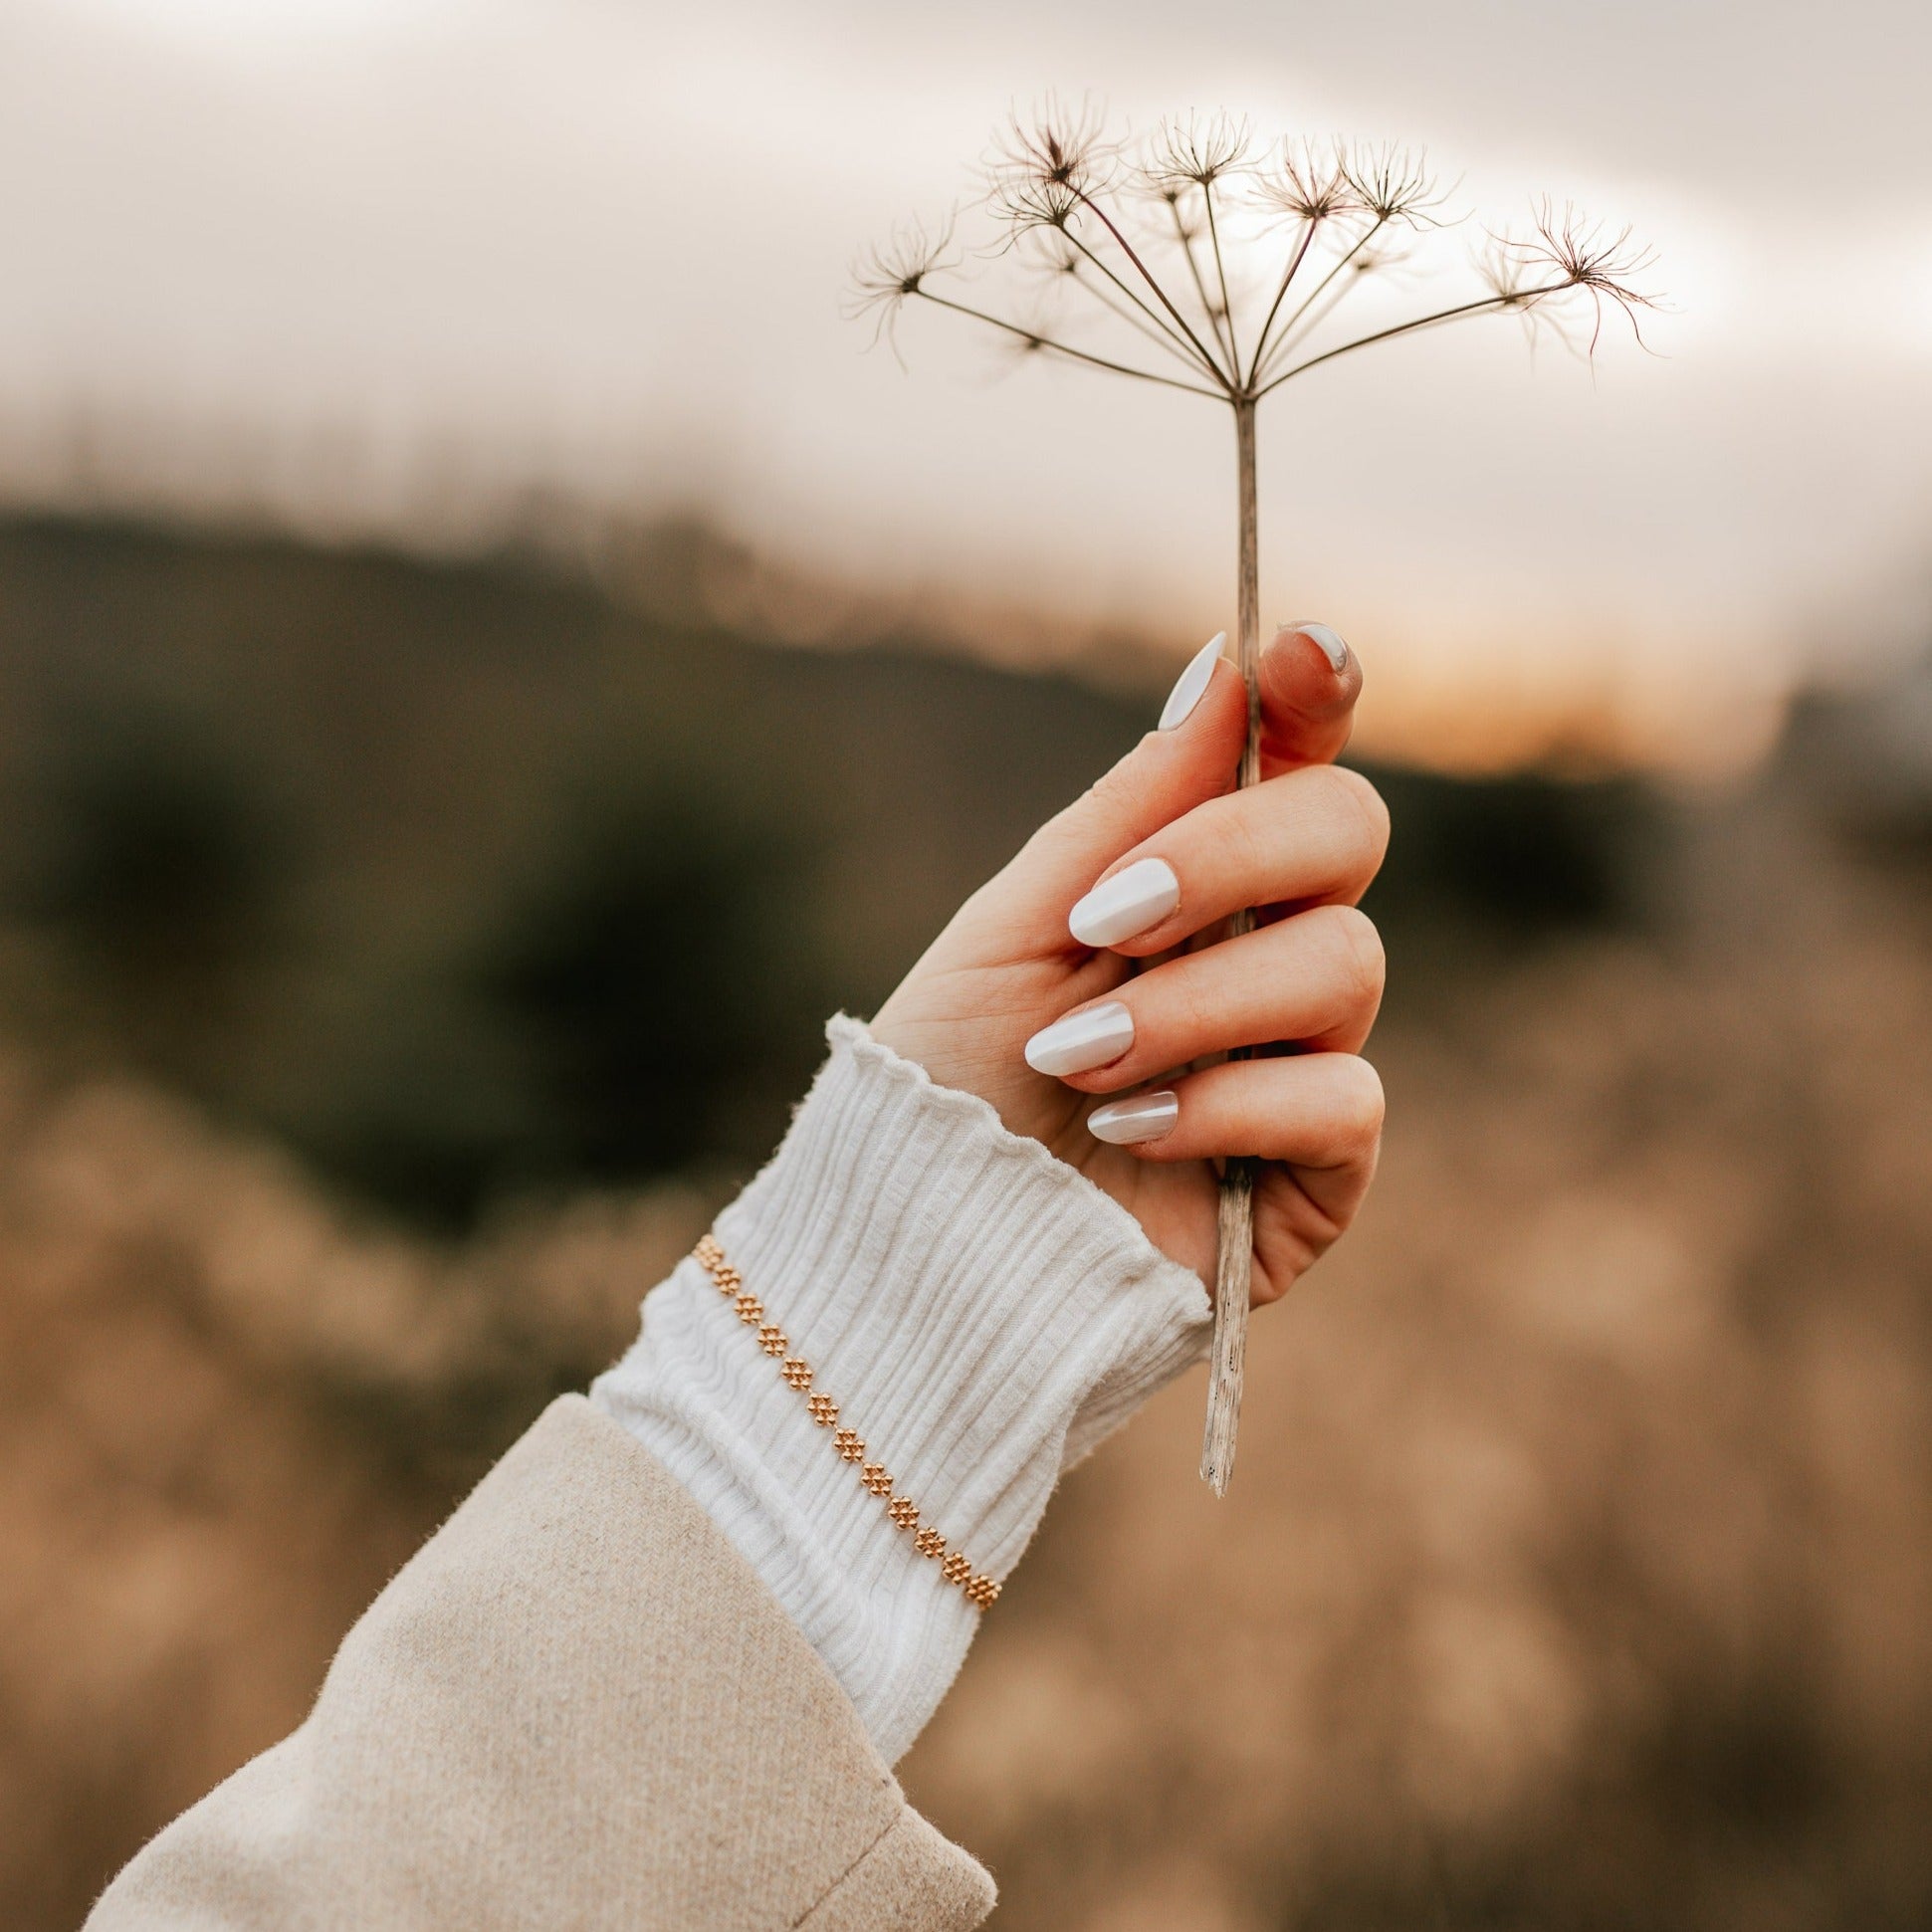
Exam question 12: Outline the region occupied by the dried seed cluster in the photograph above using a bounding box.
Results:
[692,1235,1000,1610]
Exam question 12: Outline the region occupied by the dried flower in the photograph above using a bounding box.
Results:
[1250,138,1360,225]
[1340,142,1452,229]
[1145,111,1254,191]
[1518,198,1662,351]
[852,101,1661,1493]
[846,216,958,354]
[986,95,1117,227]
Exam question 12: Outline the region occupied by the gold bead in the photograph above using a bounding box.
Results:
[702,1233,995,1612]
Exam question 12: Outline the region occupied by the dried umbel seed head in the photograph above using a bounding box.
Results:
[1519,198,1662,351]
[1250,138,1359,225]
[991,172,1083,240]
[851,99,1661,1490]
[988,94,1115,200]
[846,216,958,349]
[854,103,1655,404]
[1145,111,1254,191]
[1340,142,1451,228]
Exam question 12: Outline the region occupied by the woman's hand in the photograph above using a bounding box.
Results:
[871,624,1389,1307]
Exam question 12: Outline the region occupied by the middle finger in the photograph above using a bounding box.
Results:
[1066,761,1390,958]
[1026,902,1387,1091]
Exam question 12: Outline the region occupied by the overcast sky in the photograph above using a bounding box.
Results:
[2,0,1928,768]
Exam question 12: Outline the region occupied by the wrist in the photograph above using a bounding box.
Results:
[592,1015,1208,1761]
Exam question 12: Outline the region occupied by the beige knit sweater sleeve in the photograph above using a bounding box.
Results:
[86,1395,996,1932]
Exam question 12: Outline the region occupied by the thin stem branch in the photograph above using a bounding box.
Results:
[1253,216,1389,380]
[1167,194,1235,376]
[1202,179,1241,377]
[912,290,1226,397]
[1074,188,1233,390]
[1067,260,1215,364]
[1060,225,1225,379]
[1243,219,1318,389]
[1254,263,1374,379]
[1256,287,1565,395]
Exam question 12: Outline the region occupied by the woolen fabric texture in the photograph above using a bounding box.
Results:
[88,1397,996,1931]
[89,1020,1212,1926]
[593,1016,1212,1762]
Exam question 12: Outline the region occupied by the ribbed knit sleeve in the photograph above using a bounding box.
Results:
[591,1016,1210,1764]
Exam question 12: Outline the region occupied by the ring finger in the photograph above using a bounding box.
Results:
[1024,903,1386,1090]
[1067,761,1390,958]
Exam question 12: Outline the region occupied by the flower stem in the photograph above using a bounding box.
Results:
[1075,189,1231,389]
[1245,219,1318,389]
[1202,392,1260,1497]
[1257,289,1543,395]
[1202,180,1241,375]
[1061,226,1224,379]
[911,291,1224,398]
[1168,195,1233,373]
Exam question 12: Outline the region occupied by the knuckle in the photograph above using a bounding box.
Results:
[1328,1054,1387,1158]
[1217,797,1273,886]
[1311,903,1387,1009]
[1318,764,1392,870]
[1078,751,1144,819]
[1062,732,1162,831]
[1174,975,1221,1045]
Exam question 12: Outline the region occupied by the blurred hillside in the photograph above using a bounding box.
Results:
[3,513,1930,1929]
[0,513,1668,1229]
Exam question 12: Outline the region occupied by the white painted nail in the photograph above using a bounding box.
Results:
[1087,1090,1180,1145]
[1158,632,1226,731]
[1069,857,1181,950]
[1282,619,1350,672]
[1024,1000,1135,1077]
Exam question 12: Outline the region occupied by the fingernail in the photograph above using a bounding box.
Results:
[1158,631,1225,731]
[1087,1090,1180,1145]
[1282,619,1350,672]
[1024,1000,1135,1077]
[1069,857,1181,949]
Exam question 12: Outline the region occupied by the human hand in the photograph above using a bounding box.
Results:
[870,624,1388,1306]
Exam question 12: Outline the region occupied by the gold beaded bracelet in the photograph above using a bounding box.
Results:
[692,1235,1000,1611]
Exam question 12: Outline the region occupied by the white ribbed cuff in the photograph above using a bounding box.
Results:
[591,1016,1209,1764]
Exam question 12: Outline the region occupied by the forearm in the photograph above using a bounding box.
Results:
[592,1015,1210,1763]
[89,1020,1207,1927]
[88,1397,996,1931]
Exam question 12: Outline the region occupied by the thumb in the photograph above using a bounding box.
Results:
[1258,622,1362,774]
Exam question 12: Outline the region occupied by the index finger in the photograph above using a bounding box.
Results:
[1257,622,1361,775]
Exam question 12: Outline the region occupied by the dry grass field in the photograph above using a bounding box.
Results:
[2,517,1929,1928]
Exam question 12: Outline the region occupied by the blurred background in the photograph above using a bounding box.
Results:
[3,1,1930,1926]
